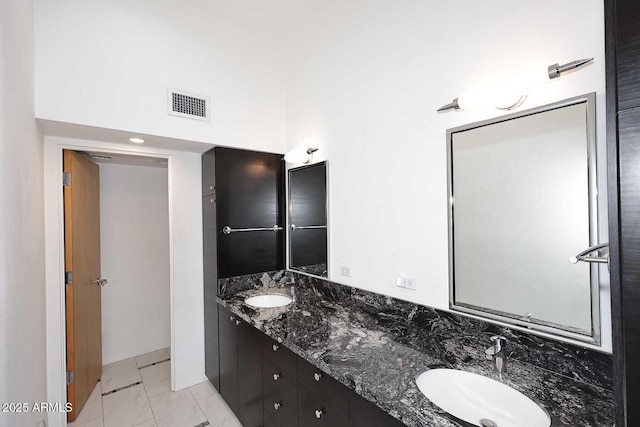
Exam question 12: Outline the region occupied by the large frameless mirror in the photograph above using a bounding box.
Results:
[288,161,328,278]
[447,93,602,344]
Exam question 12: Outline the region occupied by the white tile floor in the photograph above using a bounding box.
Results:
[68,348,242,427]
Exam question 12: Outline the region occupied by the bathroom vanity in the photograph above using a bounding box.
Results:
[215,270,614,427]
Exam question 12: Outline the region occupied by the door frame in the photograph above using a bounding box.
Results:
[44,138,179,427]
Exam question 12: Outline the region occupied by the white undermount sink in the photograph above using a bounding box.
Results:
[415,369,550,427]
[244,294,293,308]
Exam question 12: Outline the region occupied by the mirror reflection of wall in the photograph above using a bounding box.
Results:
[448,93,601,344]
[288,161,328,278]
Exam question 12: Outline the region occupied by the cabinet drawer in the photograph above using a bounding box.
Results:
[263,336,297,377]
[298,383,349,427]
[297,357,349,417]
[264,408,280,427]
[263,357,297,405]
[264,384,297,427]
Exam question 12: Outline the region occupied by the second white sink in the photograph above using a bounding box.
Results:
[415,369,550,427]
[244,294,293,308]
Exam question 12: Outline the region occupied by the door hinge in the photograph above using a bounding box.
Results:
[63,172,71,186]
[65,271,72,285]
[66,371,74,385]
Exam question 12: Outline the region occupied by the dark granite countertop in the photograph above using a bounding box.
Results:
[217,273,614,427]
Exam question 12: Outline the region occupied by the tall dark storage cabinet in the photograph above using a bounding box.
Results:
[202,146,285,397]
[606,1,640,425]
[202,150,219,390]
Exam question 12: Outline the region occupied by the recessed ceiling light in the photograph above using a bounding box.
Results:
[129,137,145,144]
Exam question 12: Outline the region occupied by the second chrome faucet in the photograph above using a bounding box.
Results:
[485,335,507,380]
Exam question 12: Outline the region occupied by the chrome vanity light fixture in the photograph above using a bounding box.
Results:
[284,146,319,164]
[437,57,594,112]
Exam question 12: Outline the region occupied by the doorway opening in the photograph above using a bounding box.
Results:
[63,150,171,425]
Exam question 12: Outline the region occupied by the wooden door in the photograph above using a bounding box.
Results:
[64,150,102,421]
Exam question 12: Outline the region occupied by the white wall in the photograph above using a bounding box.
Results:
[100,163,170,365]
[0,1,47,427]
[34,0,288,154]
[45,136,205,427]
[286,0,610,351]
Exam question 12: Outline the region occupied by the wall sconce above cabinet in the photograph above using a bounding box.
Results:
[437,58,593,113]
[284,146,319,164]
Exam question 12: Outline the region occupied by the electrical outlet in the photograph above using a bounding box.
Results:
[340,266,351,277]
[396,277,417,290]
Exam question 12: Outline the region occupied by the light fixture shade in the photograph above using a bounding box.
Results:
[284,146,317,164]
[458,84,526,111]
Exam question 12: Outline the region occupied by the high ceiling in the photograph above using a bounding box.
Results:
[184,0,334,43]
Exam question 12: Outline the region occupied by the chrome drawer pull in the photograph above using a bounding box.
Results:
[229,316,235,321]
[315,409,324,419]
[235,320,241,326]
[314,372,322,381]
[273,373,281,381]
[274,402,282,410]
[272,344,279,352]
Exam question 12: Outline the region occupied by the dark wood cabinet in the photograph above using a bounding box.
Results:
[218,305,263,426]
[202,150,219,391]
[349,391,405,427]
[219,306,239,414]
[215,147,285,278]
[218,305,408,426]
[203,146,285,393]
[606,1,640,425]
[238,320,264,427]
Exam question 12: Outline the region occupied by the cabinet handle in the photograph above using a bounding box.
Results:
[235,320,241,326]
[209,185,214,190]
[272,344,279,352]
[273,373,280,381]
[229,315,235,322]
[314,372,322,381]
[315,409,324,419]
[274,402,282,410]
[210,198,214,204]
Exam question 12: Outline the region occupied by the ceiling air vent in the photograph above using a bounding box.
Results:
[167,88,210,121]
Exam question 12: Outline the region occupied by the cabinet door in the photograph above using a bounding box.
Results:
[218,305,239,415]
[349,391,405,427]
[617,108,640,425]
[203,195,219,390]
[215,147,285,278]
[238,320,263,427]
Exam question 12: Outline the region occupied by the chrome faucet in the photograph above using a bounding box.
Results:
[485,335,507,380]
